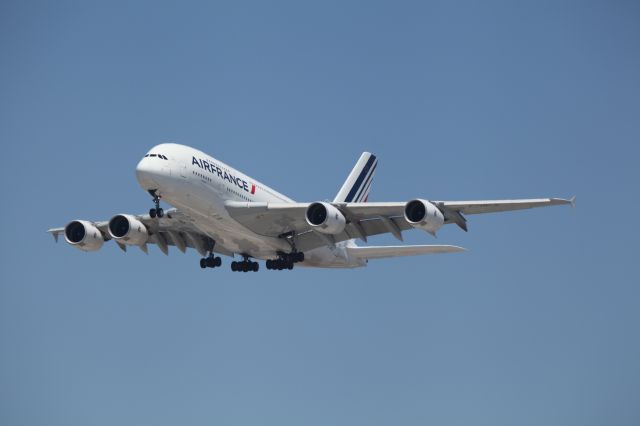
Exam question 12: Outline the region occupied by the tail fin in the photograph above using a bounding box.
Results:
[334,152,378,203]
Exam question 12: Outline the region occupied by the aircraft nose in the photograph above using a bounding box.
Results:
[136,158,159,188]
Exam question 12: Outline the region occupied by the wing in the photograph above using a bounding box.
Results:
[47,208,235,256]
[225,197,574,252]
[225,201,415,252]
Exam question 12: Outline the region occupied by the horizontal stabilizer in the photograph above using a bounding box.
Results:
[347,244,465,260]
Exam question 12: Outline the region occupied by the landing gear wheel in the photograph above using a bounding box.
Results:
[267,253,299,271]
[230,257,260,272]
[148,190,163,219]
[200,254,221,269]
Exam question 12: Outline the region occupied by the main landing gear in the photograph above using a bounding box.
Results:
[198,250,304,272]
[266,252,304,271]
[148,190,164,218]
[231,255,259,272]
[200,253,222,269]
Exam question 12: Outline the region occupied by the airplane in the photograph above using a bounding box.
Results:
[48,143,575,272]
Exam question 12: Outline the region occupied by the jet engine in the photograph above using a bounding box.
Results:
[64,220,104,252]
[305,202,346,235]
[404,199,445,235]
[108,214,149,245]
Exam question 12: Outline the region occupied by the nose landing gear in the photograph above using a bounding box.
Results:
[148,190,164,218]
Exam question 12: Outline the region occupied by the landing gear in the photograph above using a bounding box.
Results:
[200,251,222,269]
[266,251,304,271]
[231,255,259,273]
[150,208,164,218]
[148,190,164,218]
[266,259,291,270]
[272,231,304,271]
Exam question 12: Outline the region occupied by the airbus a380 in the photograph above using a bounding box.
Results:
[48,143,574,272]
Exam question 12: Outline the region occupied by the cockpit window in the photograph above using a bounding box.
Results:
[145,153,168,160]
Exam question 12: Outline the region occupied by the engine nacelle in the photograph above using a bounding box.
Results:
[404,199,445,235]
[108,214,149,245]
[305,202,346,235]
[64,220,104,252]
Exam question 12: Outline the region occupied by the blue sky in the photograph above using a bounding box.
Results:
[1,1,639,425]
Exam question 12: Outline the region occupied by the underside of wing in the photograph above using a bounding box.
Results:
[225,196,574,252]
[48,208,235,257]
[224,201,414,252]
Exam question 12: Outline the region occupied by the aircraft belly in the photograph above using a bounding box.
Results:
[165,183,289,258]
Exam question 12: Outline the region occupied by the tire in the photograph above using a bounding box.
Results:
[297,252,305,262]
[231,261,237,272]
[149,208,156,218]
[157,208,164,218]
[206,257,215,268]
[252,262,259,272]
[199,258,206,269]
[215,257,222,267]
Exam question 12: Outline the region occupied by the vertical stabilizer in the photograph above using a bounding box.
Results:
[334,152,377,203]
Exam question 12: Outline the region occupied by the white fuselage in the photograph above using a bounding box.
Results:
[135,143,364,268]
